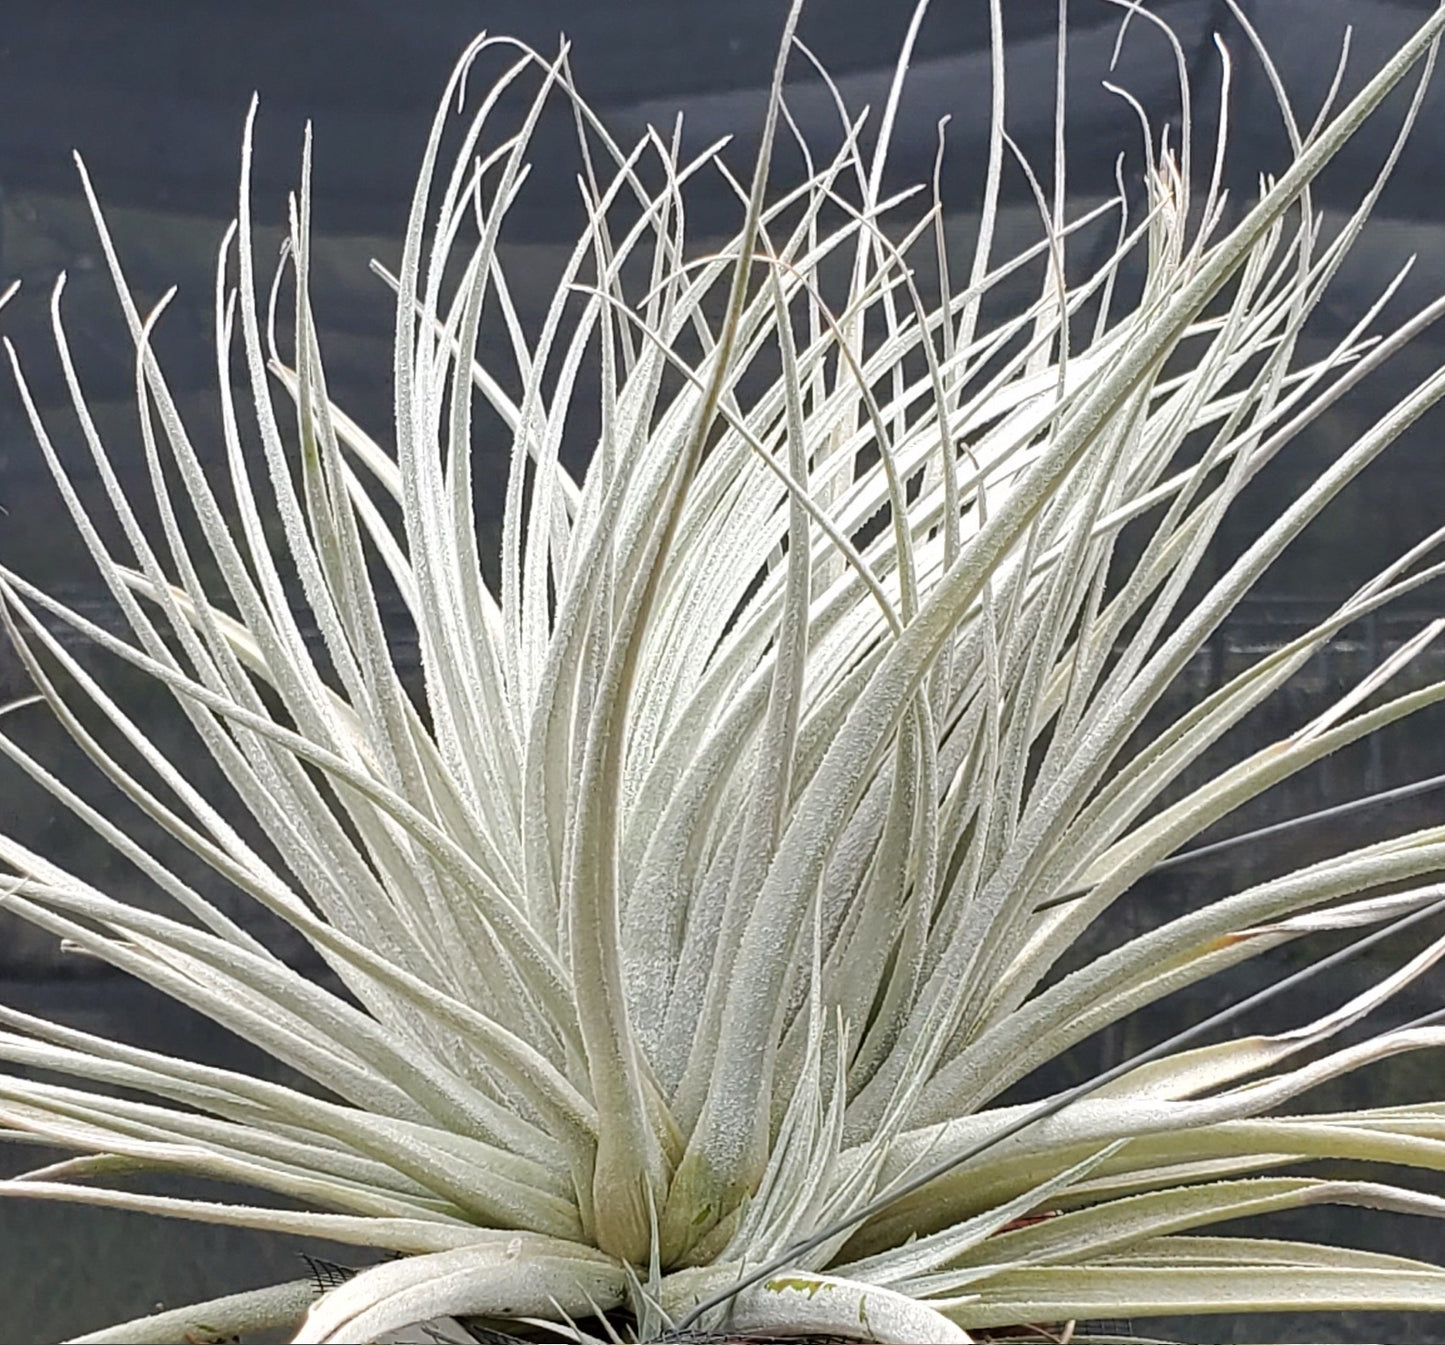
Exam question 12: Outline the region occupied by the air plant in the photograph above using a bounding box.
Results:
[6,1,1445,1341]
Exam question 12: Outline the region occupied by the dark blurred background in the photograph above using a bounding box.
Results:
[2,3,1445,1341]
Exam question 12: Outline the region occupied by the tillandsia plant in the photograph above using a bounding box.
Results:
[9,0,1445,1341]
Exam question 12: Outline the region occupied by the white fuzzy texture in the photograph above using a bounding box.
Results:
[5,2,1445,1341]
